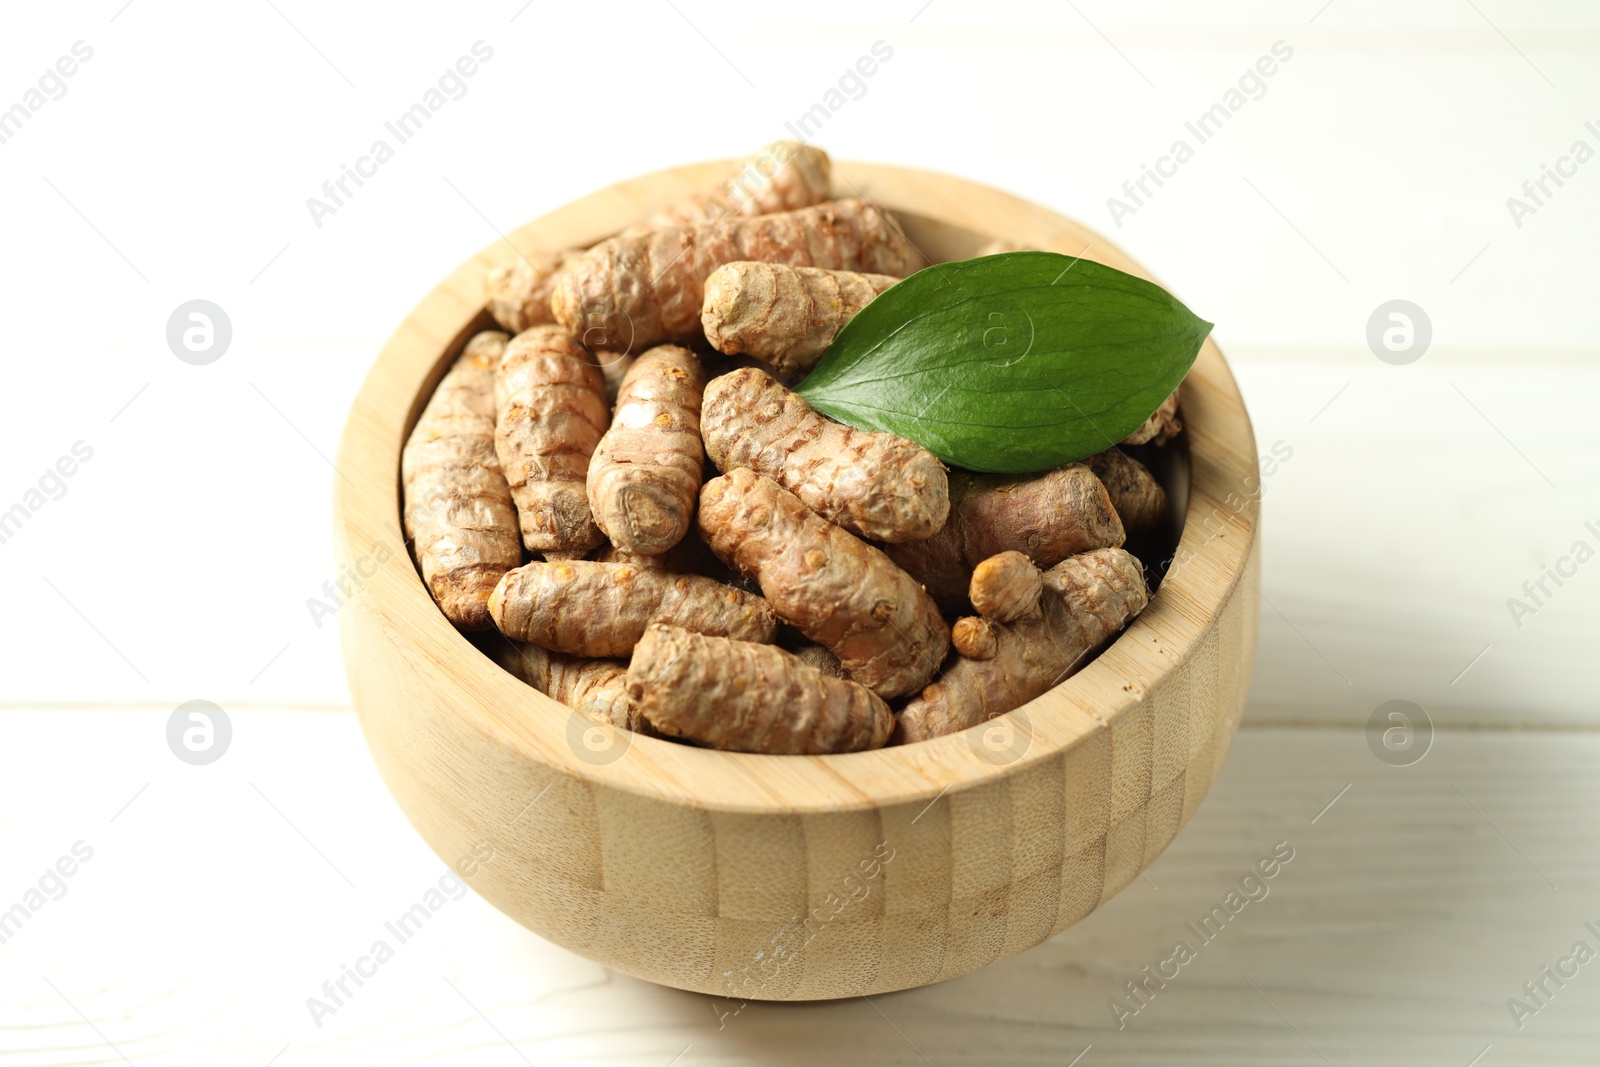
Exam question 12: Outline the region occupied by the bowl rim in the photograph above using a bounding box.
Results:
[335,158,1260,816]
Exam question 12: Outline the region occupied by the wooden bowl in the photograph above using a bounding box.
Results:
[335,161,1261,1000]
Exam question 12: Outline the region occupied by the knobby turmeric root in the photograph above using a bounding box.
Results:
[586,345,706,555]
[951,551,1043,657]
[488,558,777,658]
[968,550,1044,623]
[486,250,584,333]
[494,326,609,554]
[950,616,1000,660]
[790,642,845,678]
[698,469,949,698]
[1123,389,1181,446]
[551,199,926,352]
[628,625,891,754]
[1086,449,1169,535]
[885,463,1125,610]
[401,331,524,630]
[700,262,900,378]
[702,367,949,543]
[485,144,829,334]
[643,141,832,229]
[491,639,647,733]
[895,548,1149,743]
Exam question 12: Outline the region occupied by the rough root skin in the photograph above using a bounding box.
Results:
[491,640,648,733]
[488,559,778,658]
[551,199,927,352]
[697,469,949,698]
[702,368,950,543]
[951,617,999,660]
[1123,390,1182,446]
[494,326,609,553]
[895,548,1149,743]
[587,345,706,555]
[885,463,1125,610]
[1086,449,1169,535]
[790,643,845,677]
[485,251,582,333]
[644,141,833,229]
[700,262,899,378]
[401,331,523,630]
[969,551,1044,623]
[628,625,891,754]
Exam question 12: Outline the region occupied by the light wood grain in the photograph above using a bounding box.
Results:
[5,711,1596,1066]
[332,162,1262,998]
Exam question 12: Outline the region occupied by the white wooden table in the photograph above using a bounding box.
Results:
[3,2,1598,1063]
[5,714,1596,1065]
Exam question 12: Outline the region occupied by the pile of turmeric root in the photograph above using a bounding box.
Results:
[401,141,1181,757]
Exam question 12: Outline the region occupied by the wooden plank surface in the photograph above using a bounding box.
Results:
[2,2,1597,1060]
[1231,352,1600,728]
[4,710,1595,1065]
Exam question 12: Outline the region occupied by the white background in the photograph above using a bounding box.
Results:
[2,2,1599,1065]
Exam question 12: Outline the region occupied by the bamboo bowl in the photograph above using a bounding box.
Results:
[335,160,1260,1000]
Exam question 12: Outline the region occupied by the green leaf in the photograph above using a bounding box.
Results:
[794,251,1211,474]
